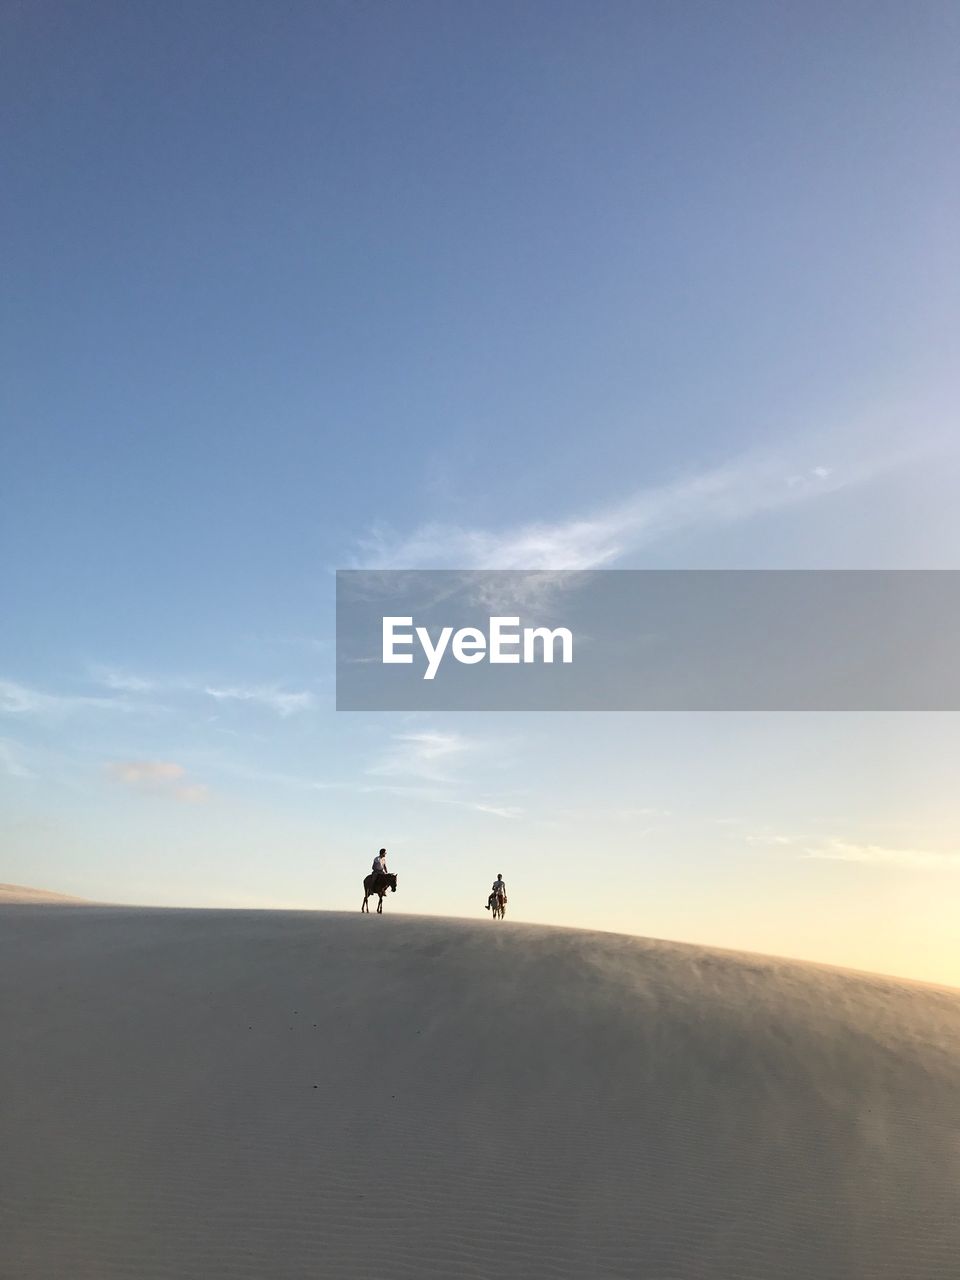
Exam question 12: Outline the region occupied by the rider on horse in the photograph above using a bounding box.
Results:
[362,850,397,913]
[486,874,507,911]
[371,848,388,888]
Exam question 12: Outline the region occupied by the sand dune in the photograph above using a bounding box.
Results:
[3,905,959,1279]
[0,883,89,904]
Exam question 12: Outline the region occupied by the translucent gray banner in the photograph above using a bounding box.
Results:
[336,570,960,711]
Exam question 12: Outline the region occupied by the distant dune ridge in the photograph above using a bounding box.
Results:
[3,906,960,1279]
[0,883,88,903]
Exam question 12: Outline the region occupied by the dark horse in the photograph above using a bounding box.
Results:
[362,871,398,914]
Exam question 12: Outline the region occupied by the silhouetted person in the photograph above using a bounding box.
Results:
[486,873,507,910]
[371,848,388,888]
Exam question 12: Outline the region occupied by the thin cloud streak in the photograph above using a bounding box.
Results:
[90,666,158,693]
[107,761,186,784]
[356,782,521,819]
[803,840,960,870]
[354,447,897,571]
[203,686,315,716]
[363,728,519,814]
[748,831,960,869]
[0,739,34,779]
[176,784,210,804]
[89,668,317,718]
[106,759,210,804]
[367,730,471,782]
[0,678,138,717]
[199,759,518,816]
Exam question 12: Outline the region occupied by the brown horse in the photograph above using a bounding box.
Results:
[491,890,506,920]
[362,871,398,914]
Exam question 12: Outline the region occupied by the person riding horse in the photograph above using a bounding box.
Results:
[371,848,389,889]
[362,849,398,913]
[485,873,507,912]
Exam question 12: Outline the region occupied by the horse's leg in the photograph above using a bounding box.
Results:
[378,892,384,914]
[362,894,368,913]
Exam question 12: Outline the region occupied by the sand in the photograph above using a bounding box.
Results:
[3,904,959,1279]
[0,883,89,904]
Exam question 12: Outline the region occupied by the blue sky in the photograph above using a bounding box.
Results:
[2,2,959,982]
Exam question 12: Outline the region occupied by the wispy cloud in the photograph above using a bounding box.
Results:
[0,678,135,717]
[802,840,960,870]
[90,665,158,693]
[468,799,522,818]
[203,685,315,716]
[367,730,471,782]
[89,668,317,718]
[107,761,185,784]
[240,633,327,655]
[747,830,960,869]
[0,738,34,779]
[106,759,210,804]
[540,804,670,825]
[175,784,210,804]
[787,465,833,488]
[205,756,518,815]
[357,781,521,819]
[362,728,519,815]
[353,450,867,571]
[208,762,342,791]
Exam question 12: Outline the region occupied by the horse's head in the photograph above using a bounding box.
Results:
[389,873,398,892]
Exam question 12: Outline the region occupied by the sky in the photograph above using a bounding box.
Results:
[2,1,959,985]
